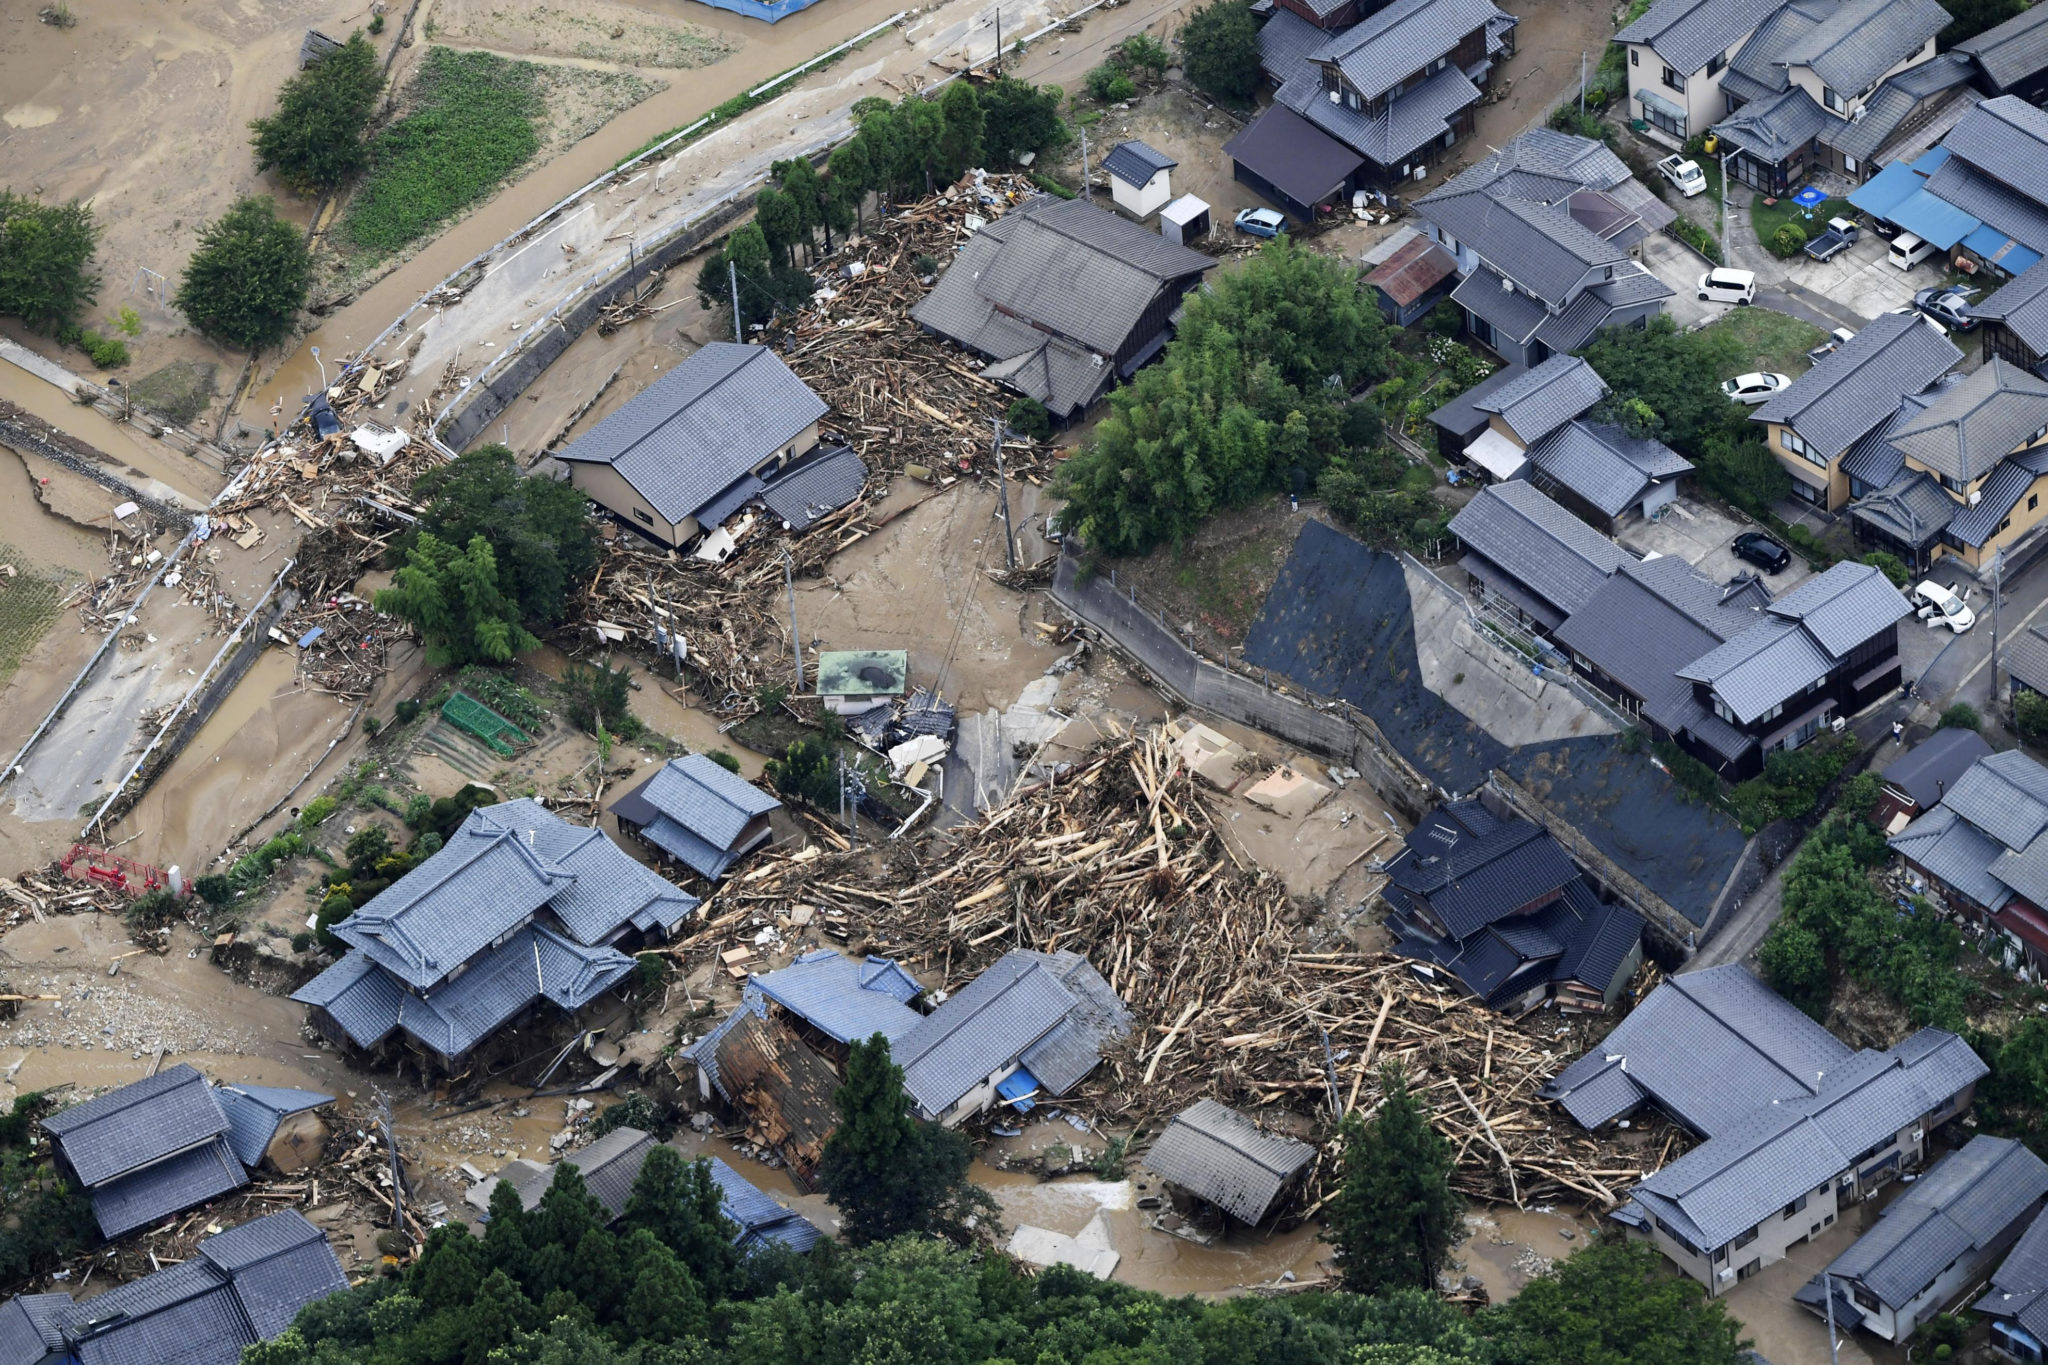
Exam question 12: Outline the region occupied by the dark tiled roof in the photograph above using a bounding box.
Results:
[212,1085,331,1168]
[290,950,404,1049]
[1383,817,1579,938]
[1473,356,1608,444]
[1449,266,1550,343]
[1893,803,2015,908]
[705,1157,825,1253]
[1274,65,1480,167]
[1754,308,1962,458]
[482,797,697,945]
[1940,95,2048,205]
[0,1293,69,1363]
[760,445,867,531]
[1101,139,1175,185]
[555,344,828,527]
[89,1139,248,1240]
[1956,2,2048,90]
[1553,560,1741,739]
[1973,254,2048,353]
[1312,0,1506,99]
[1224,103,1366,214]
[1779,0,1949,98]
[1948,447,2048,545]
[44,1065,231,1189]
[1527,419,1692,518]
[1889,358,2048,483]
[2008,623,2048,693]
[1541,965,1853,1136]
[1881,727,1995,811]
[1822,54,1977,162]
[1427,362,1526,439]
[1447,481,1634,619]
[1981,1205,2048,1342]
[1941,748,2048,850]
[1421,190,1628,305]
[612,755,780,871]
[1925,155,2048,258]
[1257,5,1328,82]
[1615,0,1786,75]
[1142,1099,1314,1223]
[1712,86,1831,166]
[1721,0,1832,104]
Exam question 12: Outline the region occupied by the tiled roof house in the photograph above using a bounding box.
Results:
[610,754,782,882]
[1892,748,2048,972]
[1142,1099,1315,1225]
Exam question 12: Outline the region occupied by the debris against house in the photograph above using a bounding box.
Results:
[1142,1098,1315,1226]
[43,1064,253,1240]
[661,728,1668,1207]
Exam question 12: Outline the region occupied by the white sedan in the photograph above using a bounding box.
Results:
[1721,371,1792,405]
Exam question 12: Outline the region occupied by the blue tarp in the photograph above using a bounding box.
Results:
[1964,223,2044,276]
[1849,159,1922,220]
[1792,186,1827,209]
[687,0,824,20]
[997,1068,1041,1110]
[1851,147,1978,248]
[1890,191,1980,249]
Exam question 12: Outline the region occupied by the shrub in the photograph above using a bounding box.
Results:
[1862,551,1909,586]
[297,795,338,830]
[705,749,742,773]
[175,196,310,352]
[0,191,100,333]
[368,12,385,33]
[125,889,181,931]
[394,697,421,724]
[194,874,234,907]
[591,1091,676,1142]
[1116,32,1170,76]
[2018,690,2048,742]
[75,328,127,368]
[1006,396,1052,441]
[1547,105,1604,140]
[1423,299,1463,338]
[1673,218,1722,262]
[560,657,636,736]
[911,252,939,278]
[291,930,315,953]
[1939,702,1982,731]
[363,714,383,736]
[1770,222,1809,257]
[767,736,838,807]
[1084,65,1137,102]
[405,792,432,827]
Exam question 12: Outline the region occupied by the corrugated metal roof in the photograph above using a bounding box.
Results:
[555,344,829,527]
[1313,0,1505,99]
[1225,103,1366,217]
[1364,234,1460,306]
[89,1138,249,1240]
[1820,1136,2048,1308]
[1753,308,1962,458]
[1956,2,2048,90]
[1474,356,1609,445]
[1541,965,1853,1137]
[751,949,927,1045]
[212,1085,331,1168]
[1614,0,1785,77]
[704,1157,825,1253]
[1528,419,1692,518]
[1553,561,1738,740]
[1102,140,1176,185]
[1447,482,1633,619]
[760,445,867,531]
[45,1065,232,1189]
[1142,1099,1314,1223]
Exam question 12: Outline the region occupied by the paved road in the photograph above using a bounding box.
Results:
[1688,859,1783,972]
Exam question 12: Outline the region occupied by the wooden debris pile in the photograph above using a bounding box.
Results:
[682,729,1679,1209]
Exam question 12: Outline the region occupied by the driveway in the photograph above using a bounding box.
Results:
[1616,496,1816,591]
[1776,229,1919,323]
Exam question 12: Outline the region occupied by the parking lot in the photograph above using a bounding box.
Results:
[1617,495,1817,591]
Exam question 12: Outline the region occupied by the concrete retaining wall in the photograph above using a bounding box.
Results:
[0,418,195,530]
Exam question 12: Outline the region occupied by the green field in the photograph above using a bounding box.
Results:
[0,540,81,687]
[1696,308,1827,378]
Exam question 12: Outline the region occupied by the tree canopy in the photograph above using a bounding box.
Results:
[0,191,100,333]
[1180,0,1264,104]
[175,196,310,352]
[373,532,540,667]
[1054,236,1391,554]
[1325,1063,1462,1293]
[251,31,386,192]
[816,1034,997,1245]
[407,443,600,630]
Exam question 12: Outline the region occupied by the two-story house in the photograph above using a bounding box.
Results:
[1415,129,1674,367]
[1234,0,1516,213]
[1892,749,2048,973]
[1706,0,1950,194]
[1753,308,1961,511]
[1845,358,2048,574]
[1616,0,1798,143]
[1851,97,2048,279]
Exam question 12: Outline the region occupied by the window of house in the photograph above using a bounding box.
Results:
[1714,696,1738,725]
[1845,155,1859,174]
[1824,87,1846,113]
[1789,477,1827,506]
[1706,52,1727,76]
[2033,493,2041,512]
[1346,89,1363,110]
[1641,96,1686,138]
[1783,1193,1809,1219]
[1738,1259,1763,1282]
[1779,427,1828,467]
[1663,65,1686,92]
[632,508,654,525]
[2003,517,2014,534]
[1941,472,1970,494]
[1758,700,1784,725]
[1734,1226,1759,1250]
[1630,48,1639,66]
[1853,1285,1882,1313]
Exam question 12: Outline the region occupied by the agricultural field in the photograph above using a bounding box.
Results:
[0,540,80,689]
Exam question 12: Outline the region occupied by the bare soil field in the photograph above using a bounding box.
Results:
[422,0,737,67]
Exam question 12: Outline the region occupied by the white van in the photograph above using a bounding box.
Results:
[1889,232,1940,271]
[1697,268,1757,304]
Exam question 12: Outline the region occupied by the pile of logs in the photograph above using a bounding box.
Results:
[675,728,1681,1209]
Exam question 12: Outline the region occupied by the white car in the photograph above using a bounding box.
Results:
[1889,304,1947,336]
[1721,372,1792,405]
[1915,580,1976,633]
[1698,268,1757,304]
[1658,154,1708,198]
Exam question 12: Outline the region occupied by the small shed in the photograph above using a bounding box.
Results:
[299,28,344,67]
[1159,194,1212,246]
[1363,232,1460,326]
[1103,140,1177,219]
[1143,1099,1314,1226]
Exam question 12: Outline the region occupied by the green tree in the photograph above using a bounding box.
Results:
[0,192,100,332]
[624,1238,710,1345]
[1486,1240,1749,1365]
[1940,702,1982,731]
[1007,396,1052,440]
[937,81,986,182]
[1941,0,2027,47]
[1862,551,1910,587]
[1180,0,1263,104]
[755,187,803,268]
[623,1144,741,1301]
[695,222,810,336]
[773,156,826,254]
[408,443,597,630]
[2019,689,2048,742]
[827,139,874,229]
[980,78,1070,166]
[1758,918,1831,1020]
[251,31,385,192]
[818,1034,998,1246]
[175,196,310,351]
[767,735,838,807]
[1324,1064,1461,1293]
[374,532,540,666]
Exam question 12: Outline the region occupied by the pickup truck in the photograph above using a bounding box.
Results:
[1803,216,1860,261]
[1806,326,1855,364]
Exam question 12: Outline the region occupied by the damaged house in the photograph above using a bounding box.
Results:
[293,798,697,1069]
[1891,747,2048,972]
[1383,800,1645,1013]
[610,754,783,882]
[1141,1099,1315,1227]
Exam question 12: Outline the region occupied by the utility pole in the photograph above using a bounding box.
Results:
[782,545,803,692]
[994,7,1002,74]
[729,258,743,342]
[1823,1271,1839,1365]
[1080,125,1091,202]
[1994,544,2007,698]
[1579,52,1586,115]
[1719,147,1731,261]
[992,416,1017,569]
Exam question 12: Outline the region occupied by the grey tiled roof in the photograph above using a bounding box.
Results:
[1312,0,1505,99]
[1553,888,1647,995]
[213,1085,331,1168]
[0,1293,69,1362]
[896,950,1127,1117]
[1473,356,1609,444]
[1754,309,1960,457]
[291,950,404,1048]
[1925,155,2048,258]
[1888,358,2048,483]
[1956,1,2048,90]
[1447,481,1634,618]
[1420,189,1627,305]
[2007,622,2048,693]
[1423,127,1639,203]
[1721,0,1832,103]
[1981,1205,2048,1342]
[1822,54,1977,162]
[614,755,778,880]
[197,1210,350,1341]
[1818,1136,2048,1309]
[1528,419,1692,518]
[760,445,867,531]
[1712,86,1831,165]
[751,949,927,1045]
[1142,1099,1314,1224]
[1949,447,2048,545]
[1846,469,1955,545]
[1553,560,1741,740]
[1936,95,2048,206]
[1448,266,1550,344]
[1972,255,2048,353]
[1428,361,1525,439]
[1528,283,1621,356]
[1766,559,1914,655]
[1101,139,1175,186]
[706,1157,826,1253]
[555,344,828,527]
[1880,726,1993,811]
[1541,965,1853,1136]
[1942,748,2048,850]
[1996,827,2048,910]
[1274,65,1480,166]
[1615,0,1785,75]
[45,1065,232,1188]
[1779,0,1950,98]
[330,811,568,990]
[1893,804,2017,909]
[90,1139,248,1240]
[1257,6,1328,82]
[1633,1028,1987,1251]
[478,797,697,945]
[1676,616,1836,724]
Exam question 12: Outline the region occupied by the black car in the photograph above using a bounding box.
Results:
[1732,531,1791,573]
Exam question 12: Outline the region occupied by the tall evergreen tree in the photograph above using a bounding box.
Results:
[1324,1064,1461,1294]
[250,30,385,192]
[482,1178,533,1281]
[624,1238,710,1345]
[624,1143,741,1300]
[817,1034,998,1245]
[175,195,309,352]
[465,1269,536,1365]
[0,192,101,333]
[372,532,539,666]
[936,82,986,181]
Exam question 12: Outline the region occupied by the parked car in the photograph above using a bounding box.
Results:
[1732,531,1792,574]
[1806,326,1856,364]
[1913,284,1978,331]
[1915,579,1977,633]
[1234,207,1286,239]
[1657,155,1708,198]
[1722,372,1793,405]
[1870,217,1903,240]
[1697,268,1758,304]
[1803,217,1861,262]
[1889,304,1947,335]
[1889,232,1940,270]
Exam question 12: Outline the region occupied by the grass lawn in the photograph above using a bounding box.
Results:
[1696,308,1827,377]
[1751,193,1852,256]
